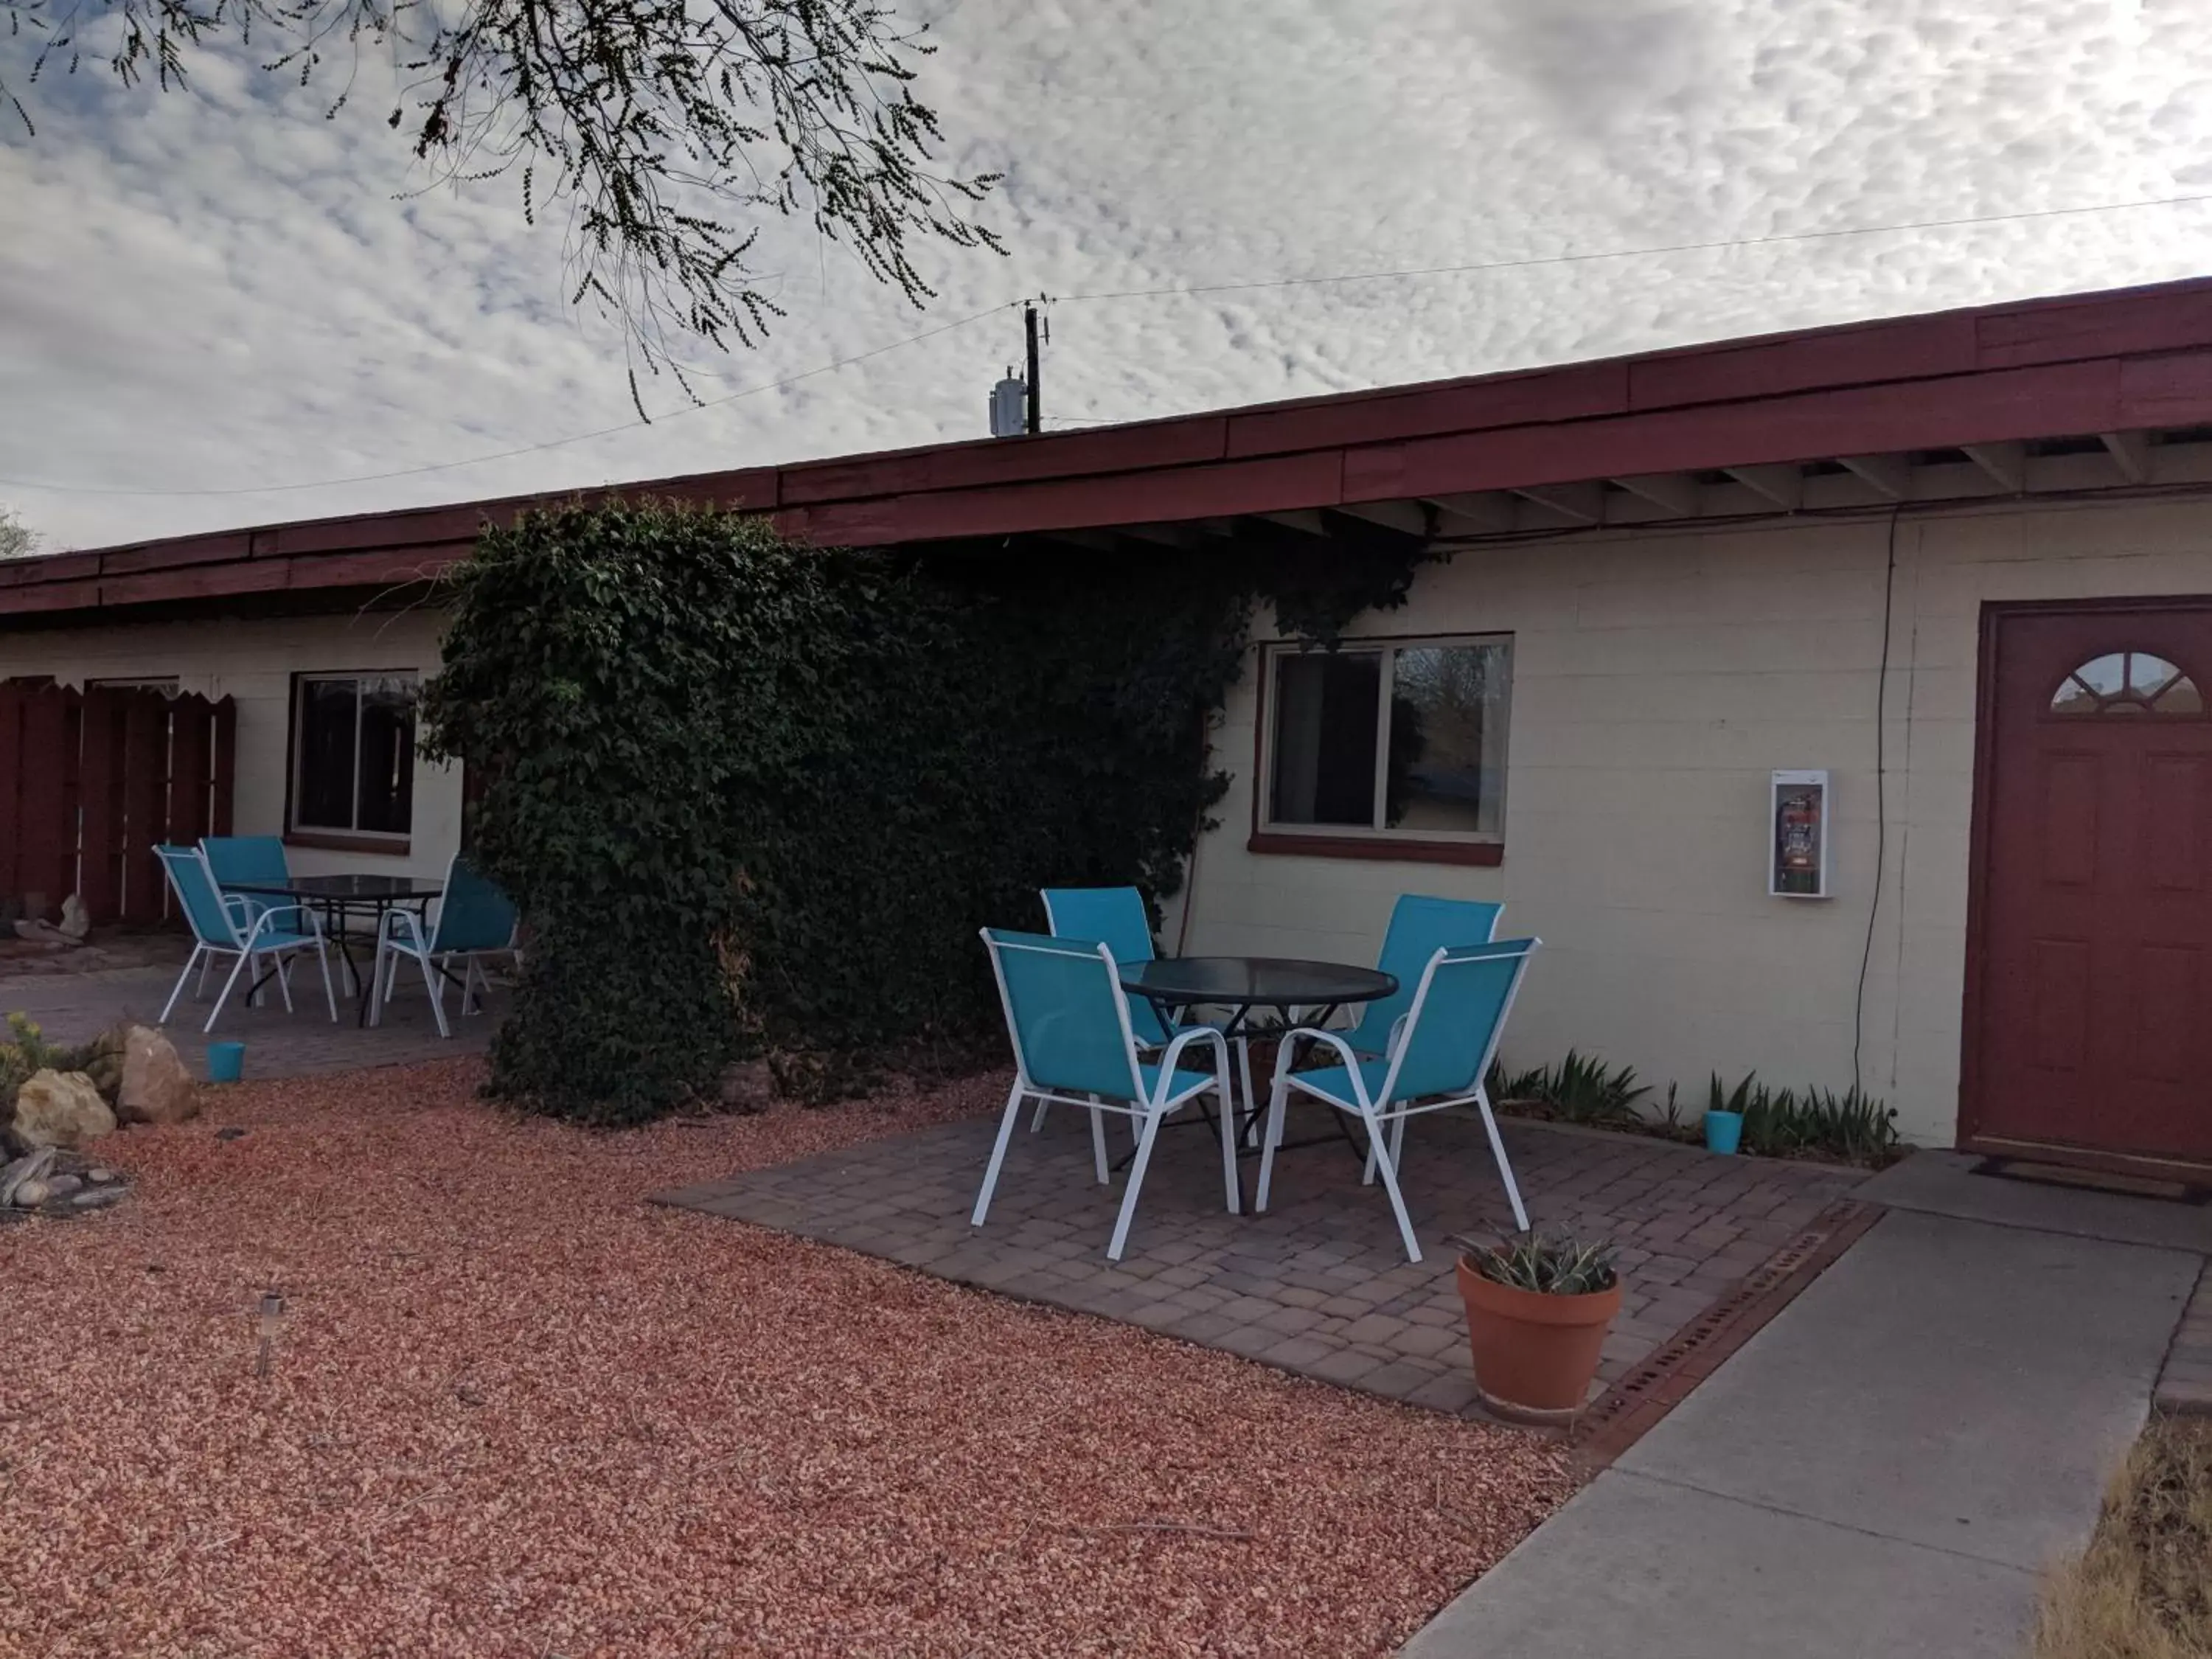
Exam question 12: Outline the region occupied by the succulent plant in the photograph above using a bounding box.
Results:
[1451,1229,1618,1296]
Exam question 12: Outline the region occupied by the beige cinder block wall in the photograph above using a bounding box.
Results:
[1180,493,2212,1146]
[0,608,462,884]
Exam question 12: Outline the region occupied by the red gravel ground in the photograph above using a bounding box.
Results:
[0,1060,1575,1658]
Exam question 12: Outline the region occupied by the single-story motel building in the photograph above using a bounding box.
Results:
[8,276,2212,1175]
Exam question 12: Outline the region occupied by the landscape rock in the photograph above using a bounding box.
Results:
[69,1186,124,1210]
[717,1060,776,1112]
[115,1026,198,1126]
[11,1070,116,1150]
[0,1147,56,1206]
[44,1172,83,1199]
[10,1177,51,1208]
[86,1167,114,1184]
[57,894,89,942]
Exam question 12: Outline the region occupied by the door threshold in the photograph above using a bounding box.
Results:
[1969,1156,2210,1206]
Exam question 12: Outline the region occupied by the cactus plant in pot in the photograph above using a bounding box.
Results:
[1450,1231,1624,1422]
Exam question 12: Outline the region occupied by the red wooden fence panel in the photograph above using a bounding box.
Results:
[0,678,238,925]
[15,686,72,914]
[74,689,126,920]
[116,695,166,925]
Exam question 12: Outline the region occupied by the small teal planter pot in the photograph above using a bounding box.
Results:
[1704,1110,1744,1155]
[206,1041,246,1084]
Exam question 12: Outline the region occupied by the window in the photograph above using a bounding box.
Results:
[290,673,417,841]
[1261,636,1511,851]
[2050,651,2204,717]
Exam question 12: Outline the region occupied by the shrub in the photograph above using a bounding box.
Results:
[422,501,1430,1124]
[1486,1049,1649,1127]
[1710,1070,1902,1164]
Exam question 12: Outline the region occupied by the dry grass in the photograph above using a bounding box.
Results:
[0,1057,1573,1658]
[2034,1416,2212,1659]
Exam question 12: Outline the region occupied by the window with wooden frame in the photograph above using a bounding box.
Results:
[288,672,417,848]
[1253,635,1512,864]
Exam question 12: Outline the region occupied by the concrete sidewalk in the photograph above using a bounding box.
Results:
[1402,1201,2202,1658]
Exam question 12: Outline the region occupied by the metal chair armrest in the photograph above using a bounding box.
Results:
[1276,1026,1366,1074]
[242,903,318,947]
[1157,1024,1230,1073]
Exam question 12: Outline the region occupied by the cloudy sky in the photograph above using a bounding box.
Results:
[4,0,2212,551]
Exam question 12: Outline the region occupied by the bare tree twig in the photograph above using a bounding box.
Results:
[1,0,1003,409]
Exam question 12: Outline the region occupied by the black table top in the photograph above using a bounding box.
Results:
[1119,956,1396,1007]
[226,873,445,902]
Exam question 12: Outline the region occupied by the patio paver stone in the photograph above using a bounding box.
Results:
[658,1098,1864,1417]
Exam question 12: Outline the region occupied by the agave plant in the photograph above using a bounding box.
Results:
[1451,1229,1619,1296]
[1488,1049,1649,1127]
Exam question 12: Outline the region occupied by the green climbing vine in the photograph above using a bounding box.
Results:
[422,501,1435,1124]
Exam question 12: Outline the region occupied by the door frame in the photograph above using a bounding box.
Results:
[1958,593,2212,1178]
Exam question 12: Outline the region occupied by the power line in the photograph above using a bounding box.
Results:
[1052,189,2212,305]
[11,186,2212,500]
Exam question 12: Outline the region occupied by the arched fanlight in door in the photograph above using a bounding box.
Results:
[2050,651,2203,716]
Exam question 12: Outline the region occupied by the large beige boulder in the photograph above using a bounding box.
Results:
[12,1069,116,1150]
[114,1025,198,1126]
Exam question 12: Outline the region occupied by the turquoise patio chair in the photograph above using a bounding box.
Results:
[1037,886,1188,1135]
[155,844,338,1033]
[200,834,290,896]
[1040,886,1172,1044]
[370,854,519,1037]
[974,928,1238,1261]
[198,835,300,987]
[1346,894,1503,1060]
[1256,936,1538,1262]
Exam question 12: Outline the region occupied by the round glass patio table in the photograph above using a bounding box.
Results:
[226,874,446,1026]
[1117,956,1397,1026]
[1116,957,1397,1192]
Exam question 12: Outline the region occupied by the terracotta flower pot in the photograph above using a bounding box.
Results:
[1455,1255,1625,1422]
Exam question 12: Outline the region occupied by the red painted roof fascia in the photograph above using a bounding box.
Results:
[14,276,2212,622]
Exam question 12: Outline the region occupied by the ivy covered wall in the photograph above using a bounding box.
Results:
[423,501,1425,1123]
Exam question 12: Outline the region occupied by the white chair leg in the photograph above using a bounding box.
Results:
[970,1081,1029,1228]
[1474,1087,1531,1232]
[1360,1109,1424,1264]
[274,951,296,1014]
[1029,1096,1049,1133]
[1107,1109,1166,1262]
[160,947,204,1026]
[194,950,214,1000]
[420,949,450,1038]
[1214,1054,1241,1217]
[1255,1072,1292,1212]
[205,950,251,1034]
[367,941,389,1028]
[315,940,338,1022]
[1236,1035,1261,1147]
[1088,1104,1110,1185]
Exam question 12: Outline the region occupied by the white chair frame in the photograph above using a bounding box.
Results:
[369,908,519,1037]
[973,933,1241,1262]
[1256,942,1537,1263]
[157,854,339,1034]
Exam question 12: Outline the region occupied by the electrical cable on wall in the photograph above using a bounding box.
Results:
[1851,504,1904,1097]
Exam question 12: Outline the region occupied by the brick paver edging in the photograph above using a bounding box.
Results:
[1571,1197,1885,1468]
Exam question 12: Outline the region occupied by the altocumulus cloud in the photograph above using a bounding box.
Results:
[4,0,2212,548]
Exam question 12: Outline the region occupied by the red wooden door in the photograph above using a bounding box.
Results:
[1971,605,2212,1165]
